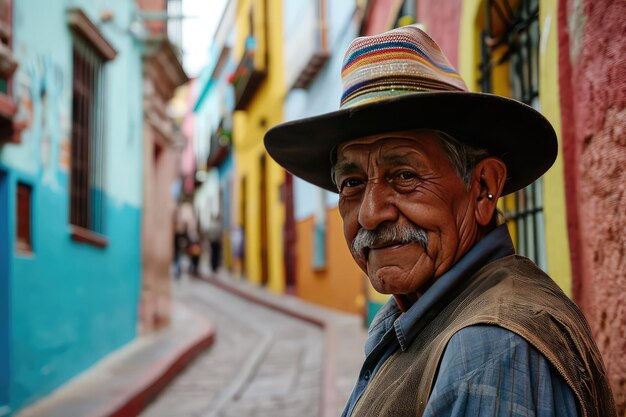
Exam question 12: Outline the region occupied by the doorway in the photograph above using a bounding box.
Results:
[259,154,269,286]
[283,173,296,293]
[0,169,10,412]
[240,176,247,277]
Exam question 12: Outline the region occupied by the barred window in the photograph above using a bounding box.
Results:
[479,0,546,269]
[67,8,116,241]
[70,36,107,234]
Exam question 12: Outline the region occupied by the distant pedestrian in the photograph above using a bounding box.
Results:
[173,195,200,278]
[172,230,188,279]
[207,212,223,274]
[187,239,202,277]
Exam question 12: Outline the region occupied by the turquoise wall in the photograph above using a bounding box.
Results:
[0,0,143,414]
[0,169,9,416]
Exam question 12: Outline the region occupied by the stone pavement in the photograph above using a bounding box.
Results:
[142,273,368,417]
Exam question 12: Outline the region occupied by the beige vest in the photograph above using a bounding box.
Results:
[352,255,616,417]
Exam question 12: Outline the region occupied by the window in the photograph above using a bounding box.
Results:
[70,36,106,234]
[16,182,32,253]
[67,9,116,243]
[479,0,546,269]
[0,0,18,143]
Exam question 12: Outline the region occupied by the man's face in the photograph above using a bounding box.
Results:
[335,131,475,297]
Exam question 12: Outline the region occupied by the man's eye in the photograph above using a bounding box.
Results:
[395,171,416,181]
[340,178,364,189]
[338,178,365,195]
[390,171,420,193]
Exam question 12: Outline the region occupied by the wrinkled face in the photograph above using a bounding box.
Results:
[335,131,475,297]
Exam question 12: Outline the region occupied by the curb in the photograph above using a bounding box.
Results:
[90,305,216,417]
[201,275,325,327]
[200,275,338,417]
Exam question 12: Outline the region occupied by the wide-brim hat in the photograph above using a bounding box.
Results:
[264,25,557,195]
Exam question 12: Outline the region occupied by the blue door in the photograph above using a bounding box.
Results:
[0,169,9,415]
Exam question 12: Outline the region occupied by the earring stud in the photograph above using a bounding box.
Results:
[487,193,494,200]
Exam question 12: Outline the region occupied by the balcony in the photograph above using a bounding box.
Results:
[206,119,232,170]
[232,39,266,110]
[284,0,329,90]
[291,50,329,90]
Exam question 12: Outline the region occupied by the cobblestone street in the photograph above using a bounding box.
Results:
[141,277,340,417]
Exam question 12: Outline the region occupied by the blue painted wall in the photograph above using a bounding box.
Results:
[0,169,9,417]
[0,0,143,413]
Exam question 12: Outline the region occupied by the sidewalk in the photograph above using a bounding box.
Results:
[16,303,215,417]
[202,271,368,417]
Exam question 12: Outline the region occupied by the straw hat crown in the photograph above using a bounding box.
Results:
[340,25,467,108]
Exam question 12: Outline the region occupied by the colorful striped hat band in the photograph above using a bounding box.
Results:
[340,25,468,109]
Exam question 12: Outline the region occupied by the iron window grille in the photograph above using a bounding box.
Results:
[479,0,546,270]
[69,35,107,234]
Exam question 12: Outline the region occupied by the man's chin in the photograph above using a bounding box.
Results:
[367,267,405,294]
[367,264,433,296]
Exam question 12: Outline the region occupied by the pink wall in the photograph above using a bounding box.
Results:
[558,0,626,411]
[181,79,197,193]
[361,0,462,69]
[362,0,402,35]
[418,0,462,69]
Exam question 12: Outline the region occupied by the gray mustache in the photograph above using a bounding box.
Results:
[351,223,429,257]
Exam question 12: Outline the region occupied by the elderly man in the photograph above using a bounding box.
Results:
[265,26,616,416]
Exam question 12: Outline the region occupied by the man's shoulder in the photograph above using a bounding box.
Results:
[425,325,580,416]
[440,325,536,377]
[471,255,581,318]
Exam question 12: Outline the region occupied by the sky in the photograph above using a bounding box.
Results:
[181,0,228,78]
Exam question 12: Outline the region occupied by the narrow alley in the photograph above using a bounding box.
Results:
[3,0,625,416]
[141,275,367,417]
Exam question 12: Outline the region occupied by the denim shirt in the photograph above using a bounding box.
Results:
[341,225,578,417]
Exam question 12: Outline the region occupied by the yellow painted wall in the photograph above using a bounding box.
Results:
[537,0,572,295]
[233,0,286,293]
[459,0,572,295]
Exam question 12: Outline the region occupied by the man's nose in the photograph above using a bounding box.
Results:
[357,178,398,230]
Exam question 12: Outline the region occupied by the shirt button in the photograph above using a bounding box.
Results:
[364,370,371,381]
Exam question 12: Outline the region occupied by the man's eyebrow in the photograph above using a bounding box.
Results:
[332,161,361,178]
[380,153,424,167]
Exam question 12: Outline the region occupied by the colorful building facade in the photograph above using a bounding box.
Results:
[192,0,237,275]
[0,0,144,413]
[282,0,368,315]
[0,0,187,414]
[232,0,286,293]
[136,0,188,332]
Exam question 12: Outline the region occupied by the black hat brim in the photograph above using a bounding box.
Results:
[264,91,557,195]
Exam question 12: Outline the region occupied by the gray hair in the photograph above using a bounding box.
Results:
[434,131,490,187]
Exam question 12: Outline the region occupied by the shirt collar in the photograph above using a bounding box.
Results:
[393,224,515,351]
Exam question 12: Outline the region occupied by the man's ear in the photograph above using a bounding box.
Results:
[472,157,507,226]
